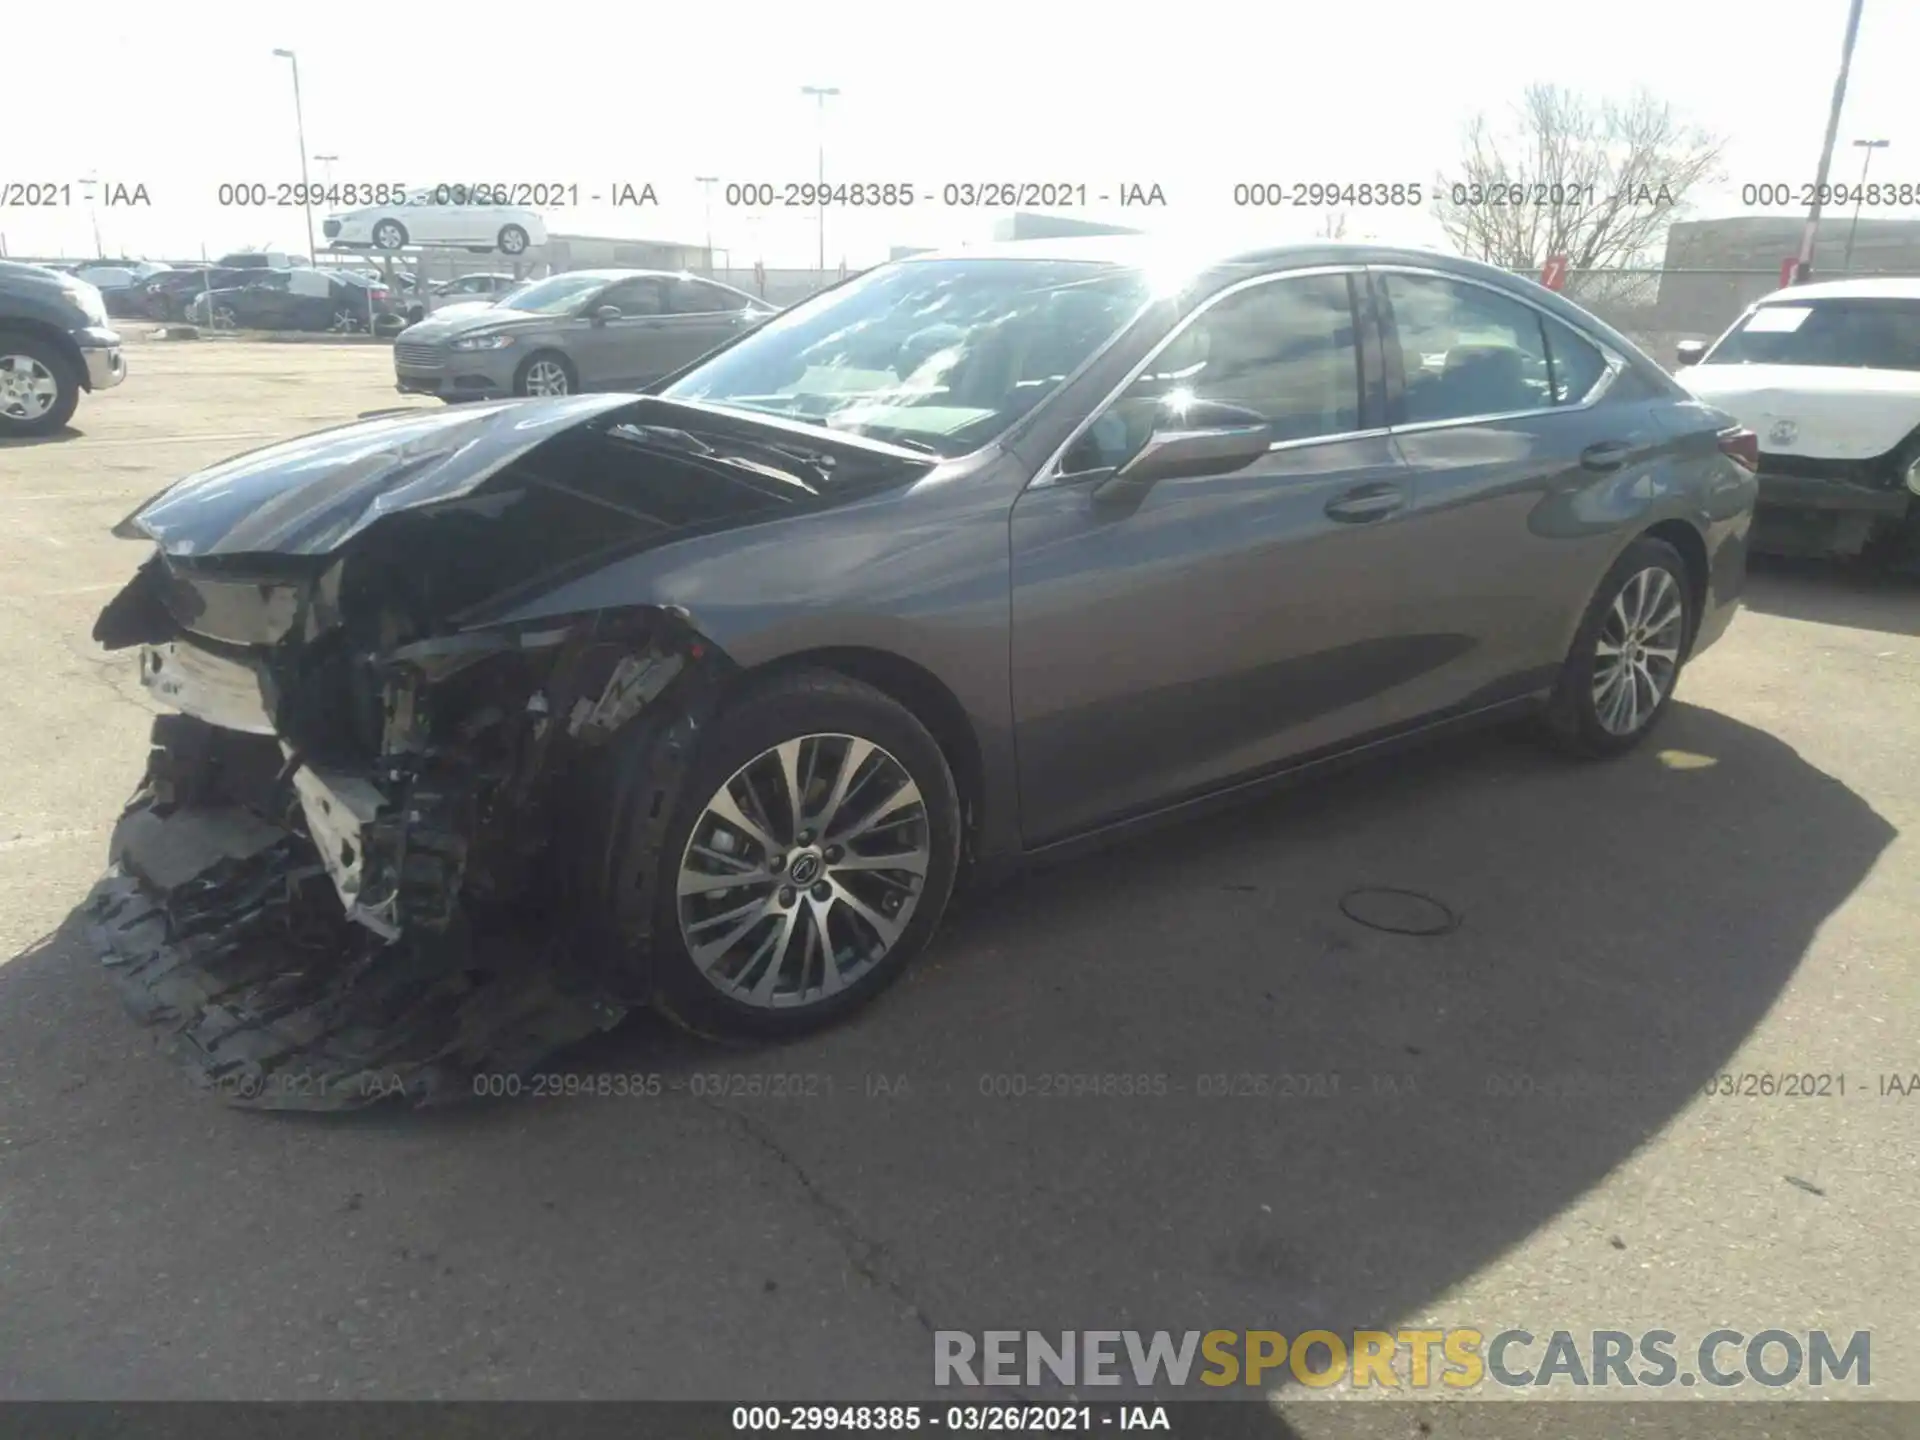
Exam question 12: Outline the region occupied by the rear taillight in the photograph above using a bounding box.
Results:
[372,288,389,301]
[1717,426,1759,472]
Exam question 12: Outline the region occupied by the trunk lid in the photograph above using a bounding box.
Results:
[1679,364,1920,460]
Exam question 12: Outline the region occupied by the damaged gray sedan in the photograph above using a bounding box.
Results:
[85,237,1755,1107]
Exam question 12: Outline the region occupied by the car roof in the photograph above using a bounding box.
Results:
[1751,276,1920,304]
[898,235,1538,283]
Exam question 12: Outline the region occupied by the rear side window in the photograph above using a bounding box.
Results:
[1382,273,1555,423]
[1704,299,1920,371]
[1540,313,1609,403]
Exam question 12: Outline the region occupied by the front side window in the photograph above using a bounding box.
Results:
[1384,273,1557,424]
[1703,298,1920,372]
[661,258,1155,457]
[600,278,665,316]
[1063,272,1362,474]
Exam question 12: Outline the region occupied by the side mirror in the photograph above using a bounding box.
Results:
[1675,340,1707,368]
[1092,423,1272,505]
[593,304,622,325]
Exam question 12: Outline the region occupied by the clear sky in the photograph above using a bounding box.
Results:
[5,0,1916,265]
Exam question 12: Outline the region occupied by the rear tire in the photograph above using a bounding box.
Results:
[372,219,409,250]
[1542,536,1694,758]
[608,668,962,1041]
[0,333,81,437]
[498,224,530,255]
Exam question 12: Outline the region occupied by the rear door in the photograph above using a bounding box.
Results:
[1370,265,1672,711]
[648,277,761,377]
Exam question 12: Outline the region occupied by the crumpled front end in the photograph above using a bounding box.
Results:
[83,543,716,1109]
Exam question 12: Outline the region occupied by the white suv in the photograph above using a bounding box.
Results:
[1678,277,1920,559]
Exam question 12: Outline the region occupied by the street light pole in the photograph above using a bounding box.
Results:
[272,49,317,263]
[1841,139,1889,273]
[1791,0,1867,285]
[79,174,103,258]
[694,175,719,274]
[800,85,839,274]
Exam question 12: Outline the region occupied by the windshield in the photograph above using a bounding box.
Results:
[496,274,607,316]
[660,259,1155,456]
[1704,298,1920,371]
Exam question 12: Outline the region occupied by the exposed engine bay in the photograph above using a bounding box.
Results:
[82,400,934,1108]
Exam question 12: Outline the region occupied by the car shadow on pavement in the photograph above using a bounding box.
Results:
[0,703,1895,1403]
[0,425,84,447]
[1743,554,1920,638]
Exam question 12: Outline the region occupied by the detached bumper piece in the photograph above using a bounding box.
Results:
[84,802,624,1111]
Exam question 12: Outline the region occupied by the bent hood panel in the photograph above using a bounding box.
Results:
[1680,364,1920,459]
[120,394,642,557]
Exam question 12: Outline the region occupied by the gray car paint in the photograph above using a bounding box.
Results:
[122,241,1755,866]
[393,269,772,400]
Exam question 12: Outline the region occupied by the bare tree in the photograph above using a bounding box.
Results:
[1316,209,1349,241]
[1433,85,1724,276]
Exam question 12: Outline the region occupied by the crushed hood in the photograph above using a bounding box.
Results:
[116,394,643,557]
[1679,364,1920,459]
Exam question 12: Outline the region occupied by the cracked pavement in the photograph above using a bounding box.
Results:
[0,342,1914,1402]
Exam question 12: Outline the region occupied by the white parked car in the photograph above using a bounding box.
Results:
[1677,276,1920,560]
[321,191,547,256]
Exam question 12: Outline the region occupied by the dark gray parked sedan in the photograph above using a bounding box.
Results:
[393,268,775,401]
[86,237,1757,1105]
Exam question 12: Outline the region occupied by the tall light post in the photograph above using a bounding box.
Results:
[271,48,317,263]
[799,85,839,273]
[694,175,719,274]
[1791,0,1867,285]
[78,174,104,258]
[314,153,339,189]
[1841,138,1890,273]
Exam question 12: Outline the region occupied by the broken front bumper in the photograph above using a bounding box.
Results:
[85,796,623,1110]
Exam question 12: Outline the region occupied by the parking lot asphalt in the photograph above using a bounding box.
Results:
[0,339,1914,1406]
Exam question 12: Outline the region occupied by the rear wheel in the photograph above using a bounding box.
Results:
[1542,536,1694,757]
[0,335,80,436]
[498,224,530,255]
[611,669,962,1040]
[372,218,409,250]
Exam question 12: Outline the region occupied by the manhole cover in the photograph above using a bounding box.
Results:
[1338,887,1460,936]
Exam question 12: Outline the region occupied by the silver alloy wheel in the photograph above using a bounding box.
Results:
[1592,566,1684,736]
[676,733,931,1009]
[374,221,406,249]
[0,353,60,420]
[523,359,569,395]
[331,308,361,333]
[499,226,527,254]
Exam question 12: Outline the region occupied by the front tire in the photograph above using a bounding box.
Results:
[617,669,962,1040]
[1542,536,1694,757]
[498,224,530,255]
[0,334,80,436]
[514,351,574,397]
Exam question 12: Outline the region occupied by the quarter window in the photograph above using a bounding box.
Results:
[1383,273,1564,423]
[1063,272,1362,473]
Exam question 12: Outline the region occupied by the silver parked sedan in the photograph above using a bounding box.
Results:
[393,268,776,401]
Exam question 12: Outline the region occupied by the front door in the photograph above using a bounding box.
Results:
[1009,267,1435,845]
[570,277,668,389]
